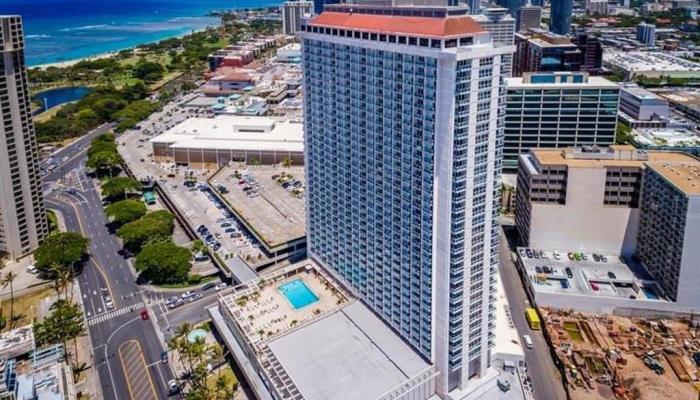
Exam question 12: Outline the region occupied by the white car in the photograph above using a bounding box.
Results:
[26,265,38,274]
[181,290,195,299]
[214,283,228,291]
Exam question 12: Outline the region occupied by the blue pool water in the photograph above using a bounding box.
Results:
[279,279,318,310]
[33,86,90,112]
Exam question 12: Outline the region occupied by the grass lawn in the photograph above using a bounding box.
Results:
[150,71,184,91]
[34,103,68,123]
[157,275,218,289]
[0,286,57,332]
[119,52,173,68]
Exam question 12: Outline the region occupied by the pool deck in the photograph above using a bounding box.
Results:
[221,263,349,346]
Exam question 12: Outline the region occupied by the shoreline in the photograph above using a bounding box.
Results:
[30,24,214,70]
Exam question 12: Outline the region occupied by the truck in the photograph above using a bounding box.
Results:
[526,307,541,330]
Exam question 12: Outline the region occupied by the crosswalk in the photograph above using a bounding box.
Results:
[87,302,146,326]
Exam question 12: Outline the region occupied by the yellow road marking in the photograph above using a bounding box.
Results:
[64,199,118,308]
[118,340,158,400]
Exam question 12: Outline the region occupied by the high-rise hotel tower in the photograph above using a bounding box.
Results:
[300,4,514,397]
[0,16,48,260]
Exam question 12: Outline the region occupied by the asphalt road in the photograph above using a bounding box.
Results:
[498,227,567,400]
[43,129,177,400]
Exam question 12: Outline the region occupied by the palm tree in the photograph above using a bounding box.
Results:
[50,263,71,302]
[1,272,16,329]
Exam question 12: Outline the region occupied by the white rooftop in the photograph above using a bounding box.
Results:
[633,127,700,147]
[266,301,431,400]
[150,116,304,152]
[505,76,618,89]
[604,51,700,72]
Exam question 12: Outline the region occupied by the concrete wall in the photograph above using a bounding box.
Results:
[676,196,700,308]
[528,167,640,256]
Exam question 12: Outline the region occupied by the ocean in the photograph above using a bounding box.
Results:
[0,0,282,66]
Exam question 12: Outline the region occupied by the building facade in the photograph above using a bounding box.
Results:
[573,32,603,75]
[637,162,700,306]
[513,30,582,77]
[0,16,48,261]
[300,8,514,397]
[636,22,656,47]
[283,1,314,35]
[550,0,573,34]
[619,84,669,121]
[503,72,619,170]
[518,5,542,32]
[516,145,673,256]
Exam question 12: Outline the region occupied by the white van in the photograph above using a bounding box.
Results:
[523,334,533,349]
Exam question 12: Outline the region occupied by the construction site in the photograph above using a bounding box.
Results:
[540,308,700,400]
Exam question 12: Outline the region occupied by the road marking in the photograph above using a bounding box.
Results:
[118,340,158,400]
[87,302,145,326]
[63,200,117,306]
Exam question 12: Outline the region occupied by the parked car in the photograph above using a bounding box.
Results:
[181,290,195,299]
[542,266,552,274]
[202,282,217,290]
[523,335,533,349]
[607,272,617,279]
[26,265,38,274]
[525,249,533,258]
[189,293,203,302]
[214,283,228,291]
[565,267,573,279]
[553,252,561,261]
[535,266,542,274]
[593,254,600,262]
[567,252,575,261]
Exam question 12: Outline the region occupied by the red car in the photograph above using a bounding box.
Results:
[140,310,149,320]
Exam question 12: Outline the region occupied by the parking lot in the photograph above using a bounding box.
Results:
[517,248,664,300]
[213,165,305,249]
[164,172,268,265]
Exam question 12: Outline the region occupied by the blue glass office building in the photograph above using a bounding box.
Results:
[549,0,573,35]
[300,8,514,397]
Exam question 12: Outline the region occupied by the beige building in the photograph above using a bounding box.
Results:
[150,116,304,168]
[0,16,48,260]
[515,145,696,256]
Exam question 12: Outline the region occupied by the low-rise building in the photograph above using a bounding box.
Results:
[603,51,700,79]
[203,71,256,96]
[150,116,304,168]
[276,43,301,63]
[618,84,671,128]
[632,127,700,149]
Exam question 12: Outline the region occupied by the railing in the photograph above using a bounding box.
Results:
[374,366,438,400]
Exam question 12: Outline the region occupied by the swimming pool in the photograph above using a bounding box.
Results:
[279,279,319,310]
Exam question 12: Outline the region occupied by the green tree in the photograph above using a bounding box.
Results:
[134,241,191,284]
[168,323,236,399]
[34,232,89,272]
[34,300,85,362]
[133,60,164,82]
[102,177,142,200]
[105,199,147,225]
[86,150,121,175]
[616,121,634,145]
[116,210,174,252]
